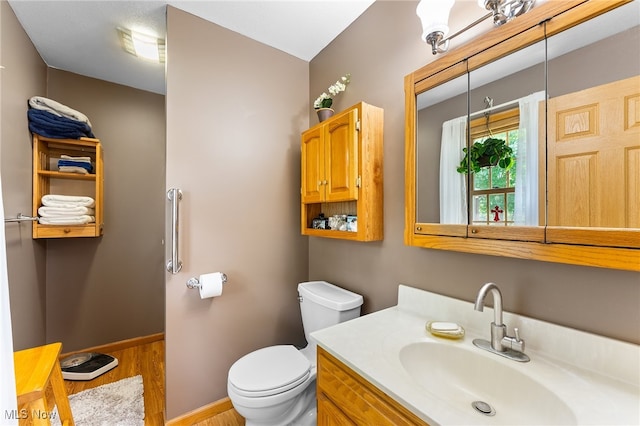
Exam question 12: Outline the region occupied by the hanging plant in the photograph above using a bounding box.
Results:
[456,137,514,174]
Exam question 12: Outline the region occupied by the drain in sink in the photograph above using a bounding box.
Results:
[472,401,496,416]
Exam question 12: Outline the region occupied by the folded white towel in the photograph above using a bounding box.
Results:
[38,206,95,217]
[28,96,92,127]
[58,166,88,174]
[41,194,95,208]
[61,154,92,163]
[38,215,95,225]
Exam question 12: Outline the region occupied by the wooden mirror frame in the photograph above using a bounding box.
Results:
[404,0,640,272]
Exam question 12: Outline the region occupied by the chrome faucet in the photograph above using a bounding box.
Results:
[473,282,529,362]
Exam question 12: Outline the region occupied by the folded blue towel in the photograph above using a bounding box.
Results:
[28,108,95,139]
[58,159,93,172]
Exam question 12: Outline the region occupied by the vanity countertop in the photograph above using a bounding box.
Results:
[311,285,640,425]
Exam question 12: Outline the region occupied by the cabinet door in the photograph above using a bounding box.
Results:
[301,126,324,203]
[317,347,429,426]
[318,393,356,426]
[324,109,359,202]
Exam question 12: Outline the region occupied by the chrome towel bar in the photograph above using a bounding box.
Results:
[4,213,38,223]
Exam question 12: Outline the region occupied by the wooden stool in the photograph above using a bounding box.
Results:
[14,342,74,426]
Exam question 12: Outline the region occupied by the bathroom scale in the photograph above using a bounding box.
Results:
[60,352,118,381]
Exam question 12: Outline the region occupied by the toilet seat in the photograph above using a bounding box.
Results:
[228,345,311,398]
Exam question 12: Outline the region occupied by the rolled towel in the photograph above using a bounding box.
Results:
[38,215,95,225]
[38,206,95,217]
[41,194,95,208]
[28,96,93,127]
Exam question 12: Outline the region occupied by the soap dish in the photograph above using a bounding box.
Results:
[426,321,465,339]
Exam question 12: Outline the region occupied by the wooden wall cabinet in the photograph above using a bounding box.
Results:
[317,347,428,426]
[32,134,104,238]
[404,0,640,271]
[301,108,358,204]
[301,102,383,241]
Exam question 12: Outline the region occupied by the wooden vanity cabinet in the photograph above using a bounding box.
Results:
[301,102,383,241]
[317,347,429,426]
[32,134,104,238]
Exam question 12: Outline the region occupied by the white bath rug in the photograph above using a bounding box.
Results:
[52,375,144,426]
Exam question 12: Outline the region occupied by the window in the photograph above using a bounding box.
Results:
[469,108,519,226]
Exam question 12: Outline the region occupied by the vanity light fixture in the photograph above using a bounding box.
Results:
[479,0,536,26]
[116,27,165,63]
[416,0,455,55]
[417,0,536,55]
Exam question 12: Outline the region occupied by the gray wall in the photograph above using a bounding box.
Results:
[165,7,309,417]
[1,0,47,351]
[1,2,165,352]
[45,69,165,350]
[309,1,640,344]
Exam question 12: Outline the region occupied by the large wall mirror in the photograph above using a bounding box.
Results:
[405,0,639,271]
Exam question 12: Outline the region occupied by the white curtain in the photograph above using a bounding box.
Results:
[0,174,17,424]
[440,116,468,224]
[514,91,545,225]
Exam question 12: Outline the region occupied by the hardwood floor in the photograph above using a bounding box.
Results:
[61,335,165,425]
[60,335,244,426]
[192,409,245,426]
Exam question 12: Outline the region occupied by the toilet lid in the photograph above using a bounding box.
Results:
[228,345,311,397]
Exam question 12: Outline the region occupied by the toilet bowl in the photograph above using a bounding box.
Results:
[227,281,363,426]
[227,345,316,425]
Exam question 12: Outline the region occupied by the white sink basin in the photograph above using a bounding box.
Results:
[312,285,640,425]
[400,341,577,425]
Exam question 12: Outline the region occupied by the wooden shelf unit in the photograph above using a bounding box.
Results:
[301,102,384,242]
[32,134,103,238]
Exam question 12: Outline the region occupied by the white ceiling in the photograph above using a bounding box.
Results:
[7,0,376,95]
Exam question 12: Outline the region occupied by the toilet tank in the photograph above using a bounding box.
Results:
[298,281,363,344]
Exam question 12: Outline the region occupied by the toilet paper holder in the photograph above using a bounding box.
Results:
[186,273,228,290]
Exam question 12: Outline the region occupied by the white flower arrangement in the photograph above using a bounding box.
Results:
[313,73,351,110]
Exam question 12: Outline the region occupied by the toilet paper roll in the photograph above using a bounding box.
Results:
[198,272,225,299]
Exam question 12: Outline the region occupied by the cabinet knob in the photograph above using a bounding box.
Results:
[416,226,422,231]
[322,180,328,185]
[471,228,478,234]
[63,228,71,234]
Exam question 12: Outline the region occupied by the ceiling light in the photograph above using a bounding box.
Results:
[417,0,536,55]
[117,27,165,63]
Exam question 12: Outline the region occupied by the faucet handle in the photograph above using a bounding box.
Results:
[500,327,526,353]
[514,327,522,342]
[510,327,525,353]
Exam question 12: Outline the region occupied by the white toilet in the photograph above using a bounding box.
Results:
[227,281,364,426]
